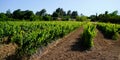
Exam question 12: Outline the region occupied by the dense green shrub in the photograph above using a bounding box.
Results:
[81,23,96,49]
[97,23,120,40]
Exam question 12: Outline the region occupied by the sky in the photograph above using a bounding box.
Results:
[0,0,120,16]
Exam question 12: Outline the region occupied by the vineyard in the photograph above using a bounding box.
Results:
[0,21,82,56]
[0,21,120,60]
[97,22,120,40]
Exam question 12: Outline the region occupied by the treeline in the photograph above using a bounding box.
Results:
[0,8,89,21]
[89,11,120,24]
[0,8,120,23]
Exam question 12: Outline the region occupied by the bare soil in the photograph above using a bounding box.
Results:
[31,27,120,60]
[0,43,17,60]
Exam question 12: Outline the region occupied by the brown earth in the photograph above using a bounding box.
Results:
[0,43,17,60]
[31,27,120,60]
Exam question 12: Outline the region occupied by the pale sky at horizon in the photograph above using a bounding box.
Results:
[0,0,120,16]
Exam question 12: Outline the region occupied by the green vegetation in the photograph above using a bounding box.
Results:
[1,8,120,24]
[76,16,90,21]
[90,10,120,24]
[0,21,82,56]
[0,8,90,21]
[0,8,120,56]
[0,20,119,59]
[97,22,120,40]
[81,23,96,49]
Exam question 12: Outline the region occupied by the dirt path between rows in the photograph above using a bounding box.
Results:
[32,27,120,60]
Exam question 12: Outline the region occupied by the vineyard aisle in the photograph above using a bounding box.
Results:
[31,27,120,60]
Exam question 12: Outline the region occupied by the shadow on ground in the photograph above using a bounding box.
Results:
[5,54,29,60]
[5,55,22,60]
[71,35,90,51]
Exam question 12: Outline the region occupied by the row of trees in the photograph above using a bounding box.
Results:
[0,8,88,21]
[0,8,120,23]
[89,10,120,23]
